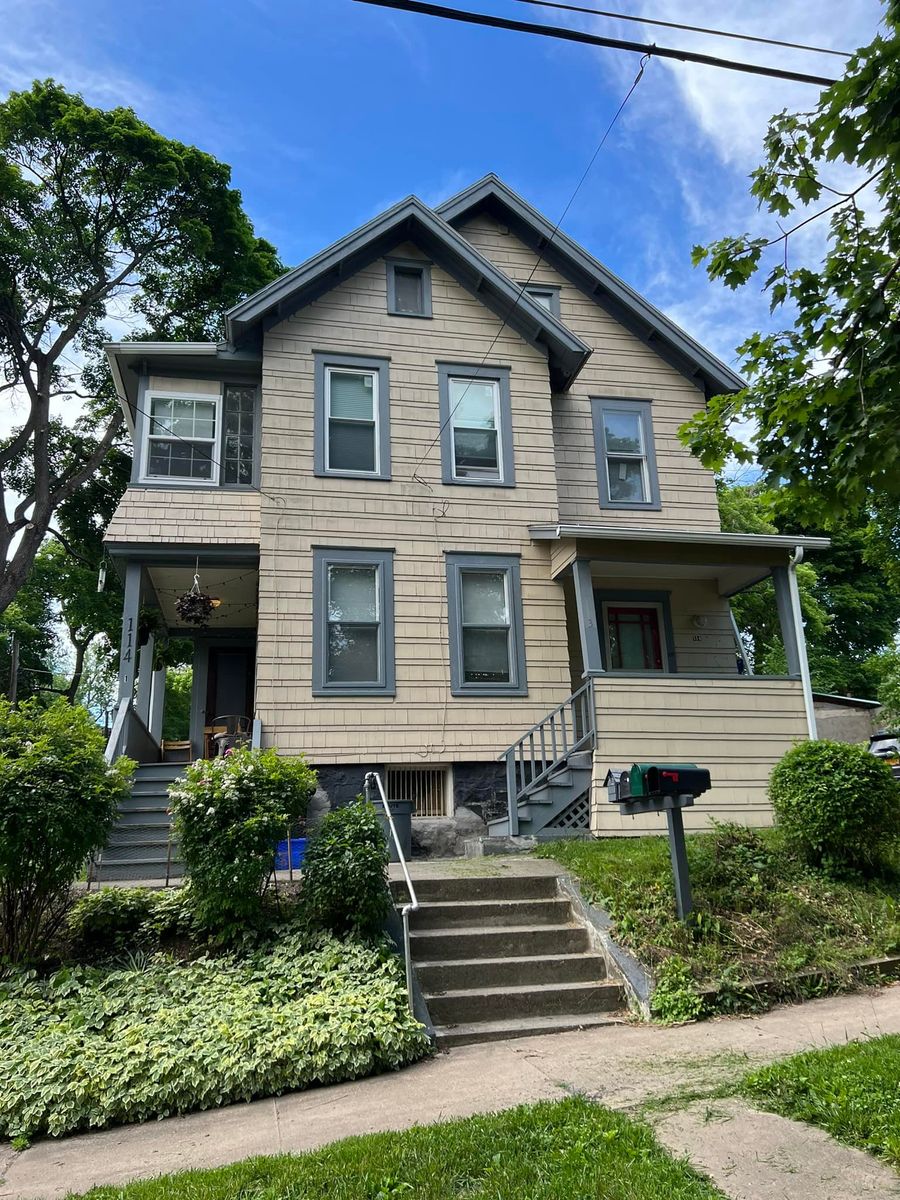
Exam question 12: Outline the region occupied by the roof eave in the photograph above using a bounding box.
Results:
[528,522,831,552]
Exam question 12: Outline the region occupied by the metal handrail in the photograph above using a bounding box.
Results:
[365,770,418,1015]
[500,679,596,835]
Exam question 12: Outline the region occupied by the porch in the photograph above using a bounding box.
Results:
[105,545,261,767]
[493,524,828,839]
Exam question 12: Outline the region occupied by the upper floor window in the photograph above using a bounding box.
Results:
[521,283,561,318]
[437,363,515,488]
[139,384,258,488]
[312,548,395,695]
[314,352,391,480]
[446,553,527,695]
[591,397,660,510]
[386,258,432,318]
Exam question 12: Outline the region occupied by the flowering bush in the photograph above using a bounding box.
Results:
[0,698,133,963]
[169,748,316,936]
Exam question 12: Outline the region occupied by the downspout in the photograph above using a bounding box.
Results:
[788,547,818,740]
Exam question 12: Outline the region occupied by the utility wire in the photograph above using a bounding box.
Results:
[509,0,851,58]
[410,53,650,485]
[353,0,840,86]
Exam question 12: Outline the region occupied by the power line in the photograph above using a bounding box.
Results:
[509,0,851,59]
[353,0,840,86]
[411,53,650,485]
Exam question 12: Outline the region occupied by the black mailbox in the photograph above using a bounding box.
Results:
[641,764,711,799]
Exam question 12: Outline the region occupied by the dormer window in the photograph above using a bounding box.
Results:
[386,258,432,318]
[521,283,561,318]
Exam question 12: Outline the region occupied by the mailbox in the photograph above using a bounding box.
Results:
[630,763,711,800]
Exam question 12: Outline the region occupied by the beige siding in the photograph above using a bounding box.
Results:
[255,253,573,762]
[591,676,808,834]
[457,215,722,530]
[106,486,260,545]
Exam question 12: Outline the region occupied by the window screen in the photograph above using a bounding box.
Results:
[327,368,377,473]
[393,266,424,314]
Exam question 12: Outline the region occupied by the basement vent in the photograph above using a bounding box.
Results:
[386,766,450,818]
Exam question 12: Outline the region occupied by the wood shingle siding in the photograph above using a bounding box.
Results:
[457,214,723,531]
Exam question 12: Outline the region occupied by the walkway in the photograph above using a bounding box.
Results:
[2,985,899,1198]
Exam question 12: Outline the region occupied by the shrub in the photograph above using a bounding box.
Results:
[169,748,316,937]
[0,930,430,1139]
[769,739,900,875]
[0,698,133,964]
[65,885,198,958]
[302,800,391,938]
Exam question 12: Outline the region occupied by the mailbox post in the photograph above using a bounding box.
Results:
[605,763,711,921]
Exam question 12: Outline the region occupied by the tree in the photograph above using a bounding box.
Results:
[719,481,900,695]
[681,5,900,530]
[0,80,282,615]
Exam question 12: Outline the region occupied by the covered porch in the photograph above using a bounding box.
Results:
[535,522,829,836]
[106,545,261,765]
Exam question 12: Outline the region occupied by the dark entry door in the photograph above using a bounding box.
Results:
[205,646,255,725]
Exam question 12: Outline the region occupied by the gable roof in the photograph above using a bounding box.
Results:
[436,174,745,398]
[225,195,591,392]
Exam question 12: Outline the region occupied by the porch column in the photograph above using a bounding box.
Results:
[572,559,605,676]
[148,665,166,742]
[135,635,154,726]
[189,642,209,760]
[116,561,142,703]
[773,558,818,739]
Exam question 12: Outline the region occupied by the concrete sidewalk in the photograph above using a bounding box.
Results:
[2,985,899,1199]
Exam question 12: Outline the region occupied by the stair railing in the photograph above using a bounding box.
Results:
[501,679,596,836]
[365,771,418,1015]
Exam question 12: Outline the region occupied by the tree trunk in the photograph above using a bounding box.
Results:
[66,637,90,704]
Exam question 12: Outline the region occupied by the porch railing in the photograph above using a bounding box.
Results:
[500,679,596,836]
[365,770,418,1015]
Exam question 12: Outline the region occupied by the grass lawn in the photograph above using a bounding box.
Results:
[743,1034,900,1169]
[73,1097,727,1200]
[537,825,900,1014]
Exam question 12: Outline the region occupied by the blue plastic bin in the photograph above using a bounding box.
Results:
[274,837,307,870]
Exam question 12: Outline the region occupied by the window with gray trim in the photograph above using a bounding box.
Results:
[446,553,527,695]
[521,283,561,318]
[591,397,660,510]
[314,353,391,479]
[312,549,395,695]
[386,258,432,318]
[438,363,515,487]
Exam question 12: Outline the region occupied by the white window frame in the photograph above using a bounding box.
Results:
[140,389,222,487]
[324,365,381,477]
[449,376,503,483]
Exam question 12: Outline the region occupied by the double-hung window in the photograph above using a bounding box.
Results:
[438,363,514,487]
[314,353,391,479]
[386,258,432,318]
[139,383,259,488]
[142,392,220,484]
[446,554,527,695]
[591,397,660,510]
[312,549,395,695]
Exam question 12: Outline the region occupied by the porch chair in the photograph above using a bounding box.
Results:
[209,714,252,757]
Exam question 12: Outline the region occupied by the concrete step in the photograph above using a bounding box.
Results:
[391,874,558,903]
[409,923,590,960]
[416,952,606,992]
[427,979,624,1025]
[409,898,571,930]
[433,1011,625,1048]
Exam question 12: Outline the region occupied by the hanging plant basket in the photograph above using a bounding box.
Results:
[175,589,215,627]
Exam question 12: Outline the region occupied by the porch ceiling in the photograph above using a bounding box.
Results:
[586,559,769,596]
[147,565,259,630]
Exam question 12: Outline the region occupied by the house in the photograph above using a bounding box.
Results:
[100,174,827,877]
[812,693,883,744]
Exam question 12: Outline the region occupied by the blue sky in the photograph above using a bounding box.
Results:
[0,0,886,373]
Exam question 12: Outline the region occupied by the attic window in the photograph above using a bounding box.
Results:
[521,283,561,318]
[386,259,432,318]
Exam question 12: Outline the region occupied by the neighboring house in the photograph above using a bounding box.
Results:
[101,174,827,876]
[812,693,882,744]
